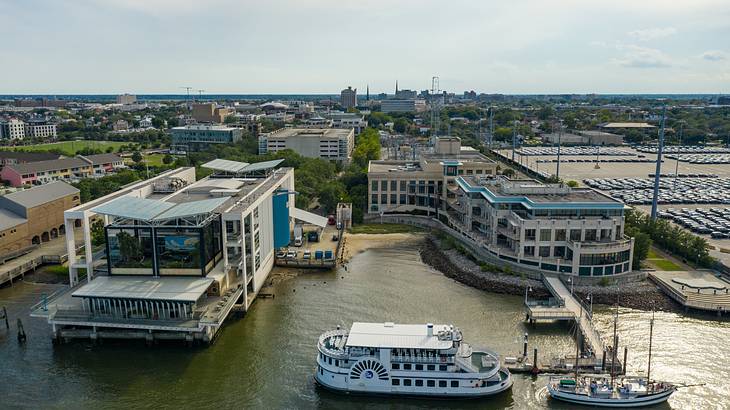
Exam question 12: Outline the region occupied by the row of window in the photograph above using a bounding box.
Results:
[524,228,616,242]
[392,363,448,371]
[392,379,459,388]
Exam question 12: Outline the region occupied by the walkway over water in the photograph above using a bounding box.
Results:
[525,276,606,357]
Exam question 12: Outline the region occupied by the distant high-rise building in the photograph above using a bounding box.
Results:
[116,94,137,105]
[340,86,357,109]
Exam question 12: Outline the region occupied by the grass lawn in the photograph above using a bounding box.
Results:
[645,247,684,271]
[8,140,130,156]
[348,223,423,235]
[124,153,168,167]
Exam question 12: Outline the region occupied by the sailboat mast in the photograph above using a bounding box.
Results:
[610,303,618,388]
[647,310,655,383]
[574,308,582,381]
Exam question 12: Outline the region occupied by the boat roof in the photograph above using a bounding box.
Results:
[345,322,454,349]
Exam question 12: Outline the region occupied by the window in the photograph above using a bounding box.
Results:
[415,364,423,371]
[427,380,435,387]
[427,365,435,371]
[335,360,339,366]
[570,229,582,241]
[371,194,378,205]
[540,229,552,241]
[392,379,400,386]
[381,181,388,191]
[523,246,535,257]
[404,364,412,370]
[584,229,597,241]
[392,363,400,370]
[415,380,423,387]
[328,357,332,364]
[371,180,378,191]
[380,194,387,204]
[555,229,566,241]
[525,229,536,240]
[439,380,447,388]
[439,365,447,371]
[451,380,459,388]
[403,379,412,386]
[554,246,566,258]
[539,246,550,257]
[391,180,397,191]
[400,180,406,191]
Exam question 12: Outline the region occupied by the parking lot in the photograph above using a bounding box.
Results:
[496,146,730,183]
[275,223,340,267]
[583,177,730,205]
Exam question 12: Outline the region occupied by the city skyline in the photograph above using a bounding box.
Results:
[1,0,729,94]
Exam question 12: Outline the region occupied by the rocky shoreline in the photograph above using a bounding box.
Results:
[419,235,680,312]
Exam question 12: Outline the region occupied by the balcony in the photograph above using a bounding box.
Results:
[567,238,632,253]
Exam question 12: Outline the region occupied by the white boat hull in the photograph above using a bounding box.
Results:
[547,384,675,407]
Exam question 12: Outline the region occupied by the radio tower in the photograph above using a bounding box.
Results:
[430,76,440,143]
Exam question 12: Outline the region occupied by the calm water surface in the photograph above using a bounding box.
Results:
[0,238,728,409]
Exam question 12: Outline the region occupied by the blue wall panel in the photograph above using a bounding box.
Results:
[272,192,290,248]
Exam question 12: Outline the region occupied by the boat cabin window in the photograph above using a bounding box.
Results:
[415,380,423,387]
[392,379,400,386]
[328,357,332,364]
[403,379,412,386]
[439,365,447,371]
[392,363,400,370]
[415,364,423,371]
[427,380,435,387]
[427,365,435,371]
[335,360,339,366]
[439,380,447,387]
[404,364,412,370]
[451,380,459,388]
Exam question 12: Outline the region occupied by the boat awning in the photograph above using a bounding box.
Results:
[291,207,328,228]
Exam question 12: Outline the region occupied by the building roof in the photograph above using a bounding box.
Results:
[0,151,62,162]
[72,276,214,302]
[6,157,89,175]
[153,197,229,221]
[345,322,454,349]
[600,122,655,129]
[91,194,229,222]
[1,181,78,209]
[171,125,237,131]
[80,153,123,165]
[291,207,328,228]
[201,158,284,174]
[0,208,26,231]
[265,128,352,140]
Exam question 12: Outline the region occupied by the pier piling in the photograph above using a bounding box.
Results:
[532,348,539,374]
[623,347,628,375]
[523,333,528,357]
[2,306,8,330]
[17,319,26,343]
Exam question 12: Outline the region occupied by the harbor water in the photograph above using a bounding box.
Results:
[0,236,728,409]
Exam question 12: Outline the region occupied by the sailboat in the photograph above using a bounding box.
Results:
[547,309,677,407]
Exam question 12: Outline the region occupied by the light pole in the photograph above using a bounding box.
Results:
[524,285,532,305]
[568,277,574,295]
[588,293,593,318]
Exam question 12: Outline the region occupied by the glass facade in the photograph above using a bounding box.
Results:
[106,217,223,277]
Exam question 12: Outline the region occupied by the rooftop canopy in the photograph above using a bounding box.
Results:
[91,195,228,222]
[291,207,328,228]
[72,276,214,302]
[345,322,454,349]
[201,158,284,174]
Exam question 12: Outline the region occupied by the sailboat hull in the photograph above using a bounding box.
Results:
[547,385,675,408]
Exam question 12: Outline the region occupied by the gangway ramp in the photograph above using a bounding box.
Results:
[526,276,606,357]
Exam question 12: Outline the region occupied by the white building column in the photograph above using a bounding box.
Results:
[81,211,94,283]
[65,216,78,286]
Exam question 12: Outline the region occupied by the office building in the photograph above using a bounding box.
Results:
[381,99,427,113]
[0,181,80,257]
[340,86,357,109]
[258,128,354,162]
[325,112,368,134]
[0,119,26,140]
[192,103,232,123]
[445,176,634,277]
[367,137,498,214]
[171,125,243,152]
[31,160,326,344]
[116,94,137,105]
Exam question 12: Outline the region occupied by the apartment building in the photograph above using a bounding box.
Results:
[446,176,634,277]
[340,86,357,109]
[116,94,137,104]
[367,137,498,214]
[0,154,124,186]
[192,103,232,123]
[258,128,355,162]
[0,181,80,257]
[31,160,308,344]
[171,125,243,152]
[0,151,62,168]
[24,121,58,139]
[0,119,26,140]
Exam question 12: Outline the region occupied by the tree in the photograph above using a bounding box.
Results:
[501,168,515,177]
[131,151,143,163]
[162,154,174,165]
[566,180,579,187]
[352,128,381,169]
[91,220,106,247]
[393,117,409,133]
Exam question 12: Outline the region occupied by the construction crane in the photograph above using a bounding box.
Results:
[197,89,205,100]
[180,86,193,104]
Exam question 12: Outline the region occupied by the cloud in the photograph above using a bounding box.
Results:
[613,44,672,68]
[628,27,677,41]
[701,50,726,61]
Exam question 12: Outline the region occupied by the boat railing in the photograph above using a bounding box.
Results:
[390,355,454,364]
[317,329,350,357]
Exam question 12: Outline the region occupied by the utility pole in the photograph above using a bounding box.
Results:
[180,86,193,106]
[650,104,667,220]
[197,89,205,100]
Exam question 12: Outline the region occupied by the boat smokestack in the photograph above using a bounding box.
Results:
[427,323,434,337]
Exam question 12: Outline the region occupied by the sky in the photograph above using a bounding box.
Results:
[1,0,729,94]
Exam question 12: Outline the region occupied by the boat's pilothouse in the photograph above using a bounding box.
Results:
[315,322,512,398]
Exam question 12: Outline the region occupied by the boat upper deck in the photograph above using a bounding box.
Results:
[345,322,458,350]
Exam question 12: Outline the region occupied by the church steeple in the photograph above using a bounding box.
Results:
[366,84,370,101]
